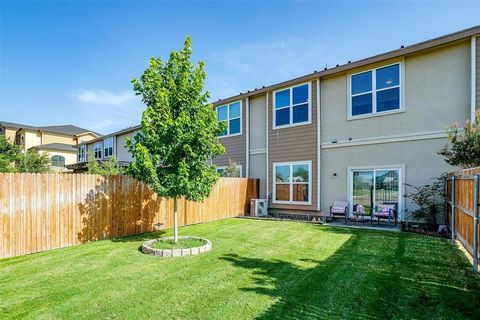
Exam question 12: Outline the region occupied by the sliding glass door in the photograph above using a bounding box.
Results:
[350,168,401,215]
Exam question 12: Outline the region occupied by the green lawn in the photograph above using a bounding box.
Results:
[1,219,479,319]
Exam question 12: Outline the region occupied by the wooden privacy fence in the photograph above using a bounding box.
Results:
[0,173,259,259]
[446,167,479,271]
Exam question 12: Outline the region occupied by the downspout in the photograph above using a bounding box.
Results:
[471,36,477,123]
[246,97,249,178]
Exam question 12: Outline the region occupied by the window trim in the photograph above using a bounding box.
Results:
[78,145,86,162]
[273,82,311,130]
[103,136,114,158]
[216,100,243,138]
[51,155,66,167]
[272,160,312,205]
[216,164,243,177]
[93,142,102,159]
[348,61,404,120]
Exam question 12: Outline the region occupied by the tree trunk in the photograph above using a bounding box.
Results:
[173,197,178,243]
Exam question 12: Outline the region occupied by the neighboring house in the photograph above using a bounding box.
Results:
[211,25,480,219]
[67,125,141,172]
[0,121,100,171]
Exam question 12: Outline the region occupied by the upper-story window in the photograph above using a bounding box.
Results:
[350,63,401,118]
[94,142,102,159]
[274,83,310,129]
[78,145,86,162]
[217,101,241,137]
[104,137,113,158]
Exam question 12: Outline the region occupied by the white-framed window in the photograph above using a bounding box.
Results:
[51,155,66,167]
[217,101,242,137]
[104,137,114,158]
[78,145,86,162]
[348,165,403,218]
[216,165,243,177]
[273,83,310,129]
[273,161,311,204]
[94,142,102,159]
[349,63,402,118]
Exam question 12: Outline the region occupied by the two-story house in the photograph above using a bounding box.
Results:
[0,121,100,170]
[212,25,480,219]
[67,125,140,172]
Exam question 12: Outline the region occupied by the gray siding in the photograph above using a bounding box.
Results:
[249,94,267,198]
[268,80,319,212]
[212,98,247,176]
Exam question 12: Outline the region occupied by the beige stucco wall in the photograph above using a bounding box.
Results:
[3,128,17,143]
[319,41,471,218]
[22,130,42,151]
[321,41,471,143]
[77,133,98,144]
[116,131,137,162]
[320,138,454,218]
[41,132,76,145]
[41,150,77,166]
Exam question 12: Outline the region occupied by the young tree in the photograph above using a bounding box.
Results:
[220,159,240,177]
[0,135,21,172]
[86,152,125,175]
[127,36,225,242]
[439,112,480,168]
[16,149,51,173]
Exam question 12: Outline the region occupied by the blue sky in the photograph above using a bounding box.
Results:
[1,1,479,134]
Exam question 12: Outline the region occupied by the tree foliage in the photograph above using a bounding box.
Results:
[404,175,446,226]
[86,152,125,175]
[16,149,51,173]
[127,36,224,200]
[220,159,240,177]
[0,136,51,173]
[126,37,224,241]
[439,112,480,168]
[0,135,21,172]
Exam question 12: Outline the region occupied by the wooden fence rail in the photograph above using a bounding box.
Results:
[446,167,480,271]
[0,173,259,259]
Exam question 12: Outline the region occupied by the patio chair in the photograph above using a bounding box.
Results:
[330,201,348,223]
[373,203,397,226]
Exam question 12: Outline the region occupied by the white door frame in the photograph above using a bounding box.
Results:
[347,164,405,220]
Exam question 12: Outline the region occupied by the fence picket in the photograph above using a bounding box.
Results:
[0,174,258,258]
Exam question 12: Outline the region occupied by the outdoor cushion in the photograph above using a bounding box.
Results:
[375,205,395,217]
[331,206,347,213]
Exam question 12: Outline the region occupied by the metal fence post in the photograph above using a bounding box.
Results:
[451,176,455,241]
[473,174,479,272]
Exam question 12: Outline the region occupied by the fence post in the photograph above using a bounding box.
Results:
[473,174,479,272]
[451,176,455,241]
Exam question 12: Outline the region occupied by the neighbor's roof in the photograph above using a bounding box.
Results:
[79,124,142,145]
[213,25,480,106]
[32,143,77,152]
[0,121,101,137]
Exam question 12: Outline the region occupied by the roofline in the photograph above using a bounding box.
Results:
[213,25,480,106]
[78,124,142,145]
[16,127,97,138]
[30,146,77,152]
[76,131,102,138]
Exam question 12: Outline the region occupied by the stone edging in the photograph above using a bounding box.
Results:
[141,236,212,258]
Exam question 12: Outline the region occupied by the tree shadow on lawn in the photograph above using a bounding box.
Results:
[220,228,480,319]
